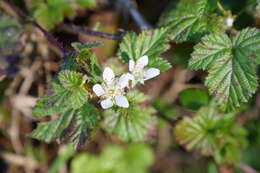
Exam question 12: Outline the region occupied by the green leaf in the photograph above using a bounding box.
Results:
[189,28,260,112]
[117,28,171,71]
[158,0,222,43]
[33,0,74,30]
[71,144,154,173]
[30,109,75,142]
[75,47,102,82]
[61,104,99,150]
[174,104,247,163]
[178,88,210,110]
[33,70,88,116]
[75,0,96,8]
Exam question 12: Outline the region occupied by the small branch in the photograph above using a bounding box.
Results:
[3,0,69,57]
[117,0,152,30]
[60,24,123,40]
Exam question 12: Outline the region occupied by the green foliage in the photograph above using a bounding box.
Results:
[104,91,154,142]
[61,104,99,150]
[174,104,247,164]
[32,0,74,30]
[30,109,75,142]
[189,28,260,112]
[32,0,96,29]
[158,0,223,43]
[74,42,102,82]
[117,28,171,71]
[178,88,210,110]
[76,0,96,8]
[0,15,21,55]
[71,144,154,173]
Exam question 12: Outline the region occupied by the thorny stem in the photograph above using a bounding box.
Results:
[116,0,152,30]
[60,24,123,40]
[3,0,69,57]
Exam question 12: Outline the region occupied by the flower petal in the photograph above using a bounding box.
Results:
[144,68,160,80]
[101,98,113,109]
[118,73,134,89]
[103,67,115,83]
[93,84,105,96]
[136,55,148,68]
[115,95,129,108]
[129,60,135,72]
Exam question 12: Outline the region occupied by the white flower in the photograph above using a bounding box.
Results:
[92,67,130,109]
[226,17,234,27]
[128,55,160,86]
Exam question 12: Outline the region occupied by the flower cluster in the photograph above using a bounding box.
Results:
[92,56,160,109]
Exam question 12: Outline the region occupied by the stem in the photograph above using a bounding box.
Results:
[217,2,227,15]
[117,0,152,30]
[3,0,69,57]
[60,24,123,40]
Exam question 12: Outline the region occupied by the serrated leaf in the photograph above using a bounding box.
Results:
[30,109,75,142]
[158,0,222,43]
[174,104,247,163]
[61,104,99,150]
[189,28,260,112]
[117,28,171,71]
[104,106,153,142]
[75,47,102,81]
[58,70,83,89]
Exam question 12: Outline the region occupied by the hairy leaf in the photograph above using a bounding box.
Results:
[61,104,99,150]
[174,104,247,163]
[158,0,222,43]
[117,28,171,71]
[189,28,260,111]
[30,109,75,142]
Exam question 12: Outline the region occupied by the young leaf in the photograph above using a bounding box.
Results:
[117,28,171,71]
[174,104,247,163]
[158,0,222,43]
[61,104,99,150]
[189,28,260,112]
[30,109,75,142]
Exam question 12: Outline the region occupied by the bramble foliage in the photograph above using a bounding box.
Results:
[158,0,223,43]
[189,28,260,112]
[104,91,154,142]
[174,103,247,164]
[117,28,171,71]
[71,144,154,173]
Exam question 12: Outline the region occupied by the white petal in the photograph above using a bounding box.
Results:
[100,98,113,109]
[118,73,134,89]
[103,67,115,83]
[136,55,148,68]
[129,60,135,72]
[115,95,129,108]
[144,68,160,80]
[93,84,105,96]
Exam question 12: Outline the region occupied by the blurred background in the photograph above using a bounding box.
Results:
[0,0,259,173]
